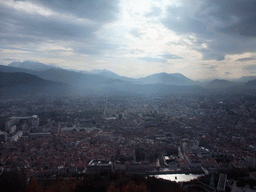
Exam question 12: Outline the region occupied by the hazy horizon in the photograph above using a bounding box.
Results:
[3,60,256,81]
[1,0,256,80]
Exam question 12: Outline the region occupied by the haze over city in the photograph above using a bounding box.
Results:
[1,0,256,80]
[1,1,256,192]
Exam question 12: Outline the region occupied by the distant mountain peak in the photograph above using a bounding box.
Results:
[211,79,230,83]
[90,69,115,74]
[139,72,194,85]
[237,75,256,82]
[8,61,59,71]
[88,69,135,82]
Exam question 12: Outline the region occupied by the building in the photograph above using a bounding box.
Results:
[116,113,124,120]
[217,173,227,191]
[180,139,199,154]
[246,156,255,168]
[125,161,151,172]
[10,131,23,142]
[9,125,16,134]
[96,132,112,141]
[200,147,211,158]
[5,118,19,132]
[29,132,51,138]
[201,158,219,169]
[0,131,8,142]
[168,161,179,170]
[31,115,39,127]
[114,161,126,172]
[184,152,202,168]
[86,160,113,174]
[5,115,40,132]
[232,159,247,169]
[177,158,189,169]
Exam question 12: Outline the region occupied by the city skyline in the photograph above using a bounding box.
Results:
[1,0,256,80]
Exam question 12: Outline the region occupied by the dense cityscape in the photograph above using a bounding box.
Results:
[1,93,256,191]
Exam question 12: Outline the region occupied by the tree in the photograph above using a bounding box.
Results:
[107,183,120,192]
[121,181,148,192]
[26,178,44,192]
[236,180,246,187]
[135,148,145,161]
[0,167,27,192]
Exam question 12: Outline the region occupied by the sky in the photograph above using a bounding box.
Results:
[1,0,256,80]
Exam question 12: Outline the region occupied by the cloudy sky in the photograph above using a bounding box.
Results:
[1,0,256,80]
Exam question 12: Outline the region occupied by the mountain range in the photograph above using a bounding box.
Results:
[0,71,70,96]
[204,79,239,89]
[1,61,256,96]
[2,62,198,86]
[8,61,60,71]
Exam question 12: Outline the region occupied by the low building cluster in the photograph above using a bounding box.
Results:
[0,94,255,178]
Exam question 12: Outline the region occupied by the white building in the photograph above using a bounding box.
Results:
[10,131,23,142]
[31,115,39,127]
[9,125,16,134]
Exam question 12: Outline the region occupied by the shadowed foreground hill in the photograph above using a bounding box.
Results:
[73,172,183,192]
[0,169,184,192]
[0,72,71,96]
[0,65,111,86]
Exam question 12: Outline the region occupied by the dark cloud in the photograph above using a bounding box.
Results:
[16,0,120,22]
[200,49,225,61]
[243,65,256,71]
[140,57,166,63]
[235,57,256,62]
[164,0,256,37]
[215,0,256,37]
[0,3,117,55]
[225,72,231,75]
[163,0,256,60]
[1,8,96,40]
